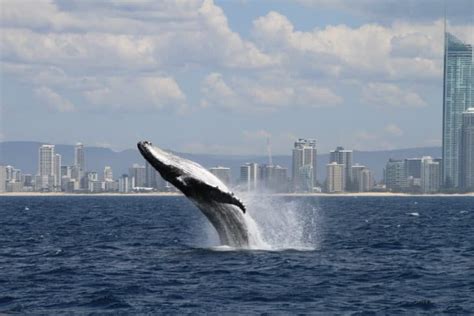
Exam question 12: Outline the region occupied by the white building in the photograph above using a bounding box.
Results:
[360,168,374,192]
[329,146,353,191]
[129,164,146,188]
[351,164,373,192]
[384,159,407,191]
[327,162,344,193]
[74,143,85,171]
[421,156,441,193]
[119,175,130,193]
[292,139,317,192]
[89,181,104,193]
[240,163,258,191]
[54,154,61,189]
[104,166,113,182]
[0,166,7,192]
[38,145,56,191]
[209,166,231,186]
[259,164,289,193]
[74,143,85,188]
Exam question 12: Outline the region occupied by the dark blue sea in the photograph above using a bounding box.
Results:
[1,196,473,314]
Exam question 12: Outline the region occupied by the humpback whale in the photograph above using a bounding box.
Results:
[137,141,252,247]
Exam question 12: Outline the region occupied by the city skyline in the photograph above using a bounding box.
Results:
[0,139,449,194]
[1,0,473,155]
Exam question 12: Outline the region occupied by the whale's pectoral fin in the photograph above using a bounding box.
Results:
[182,177,246,213]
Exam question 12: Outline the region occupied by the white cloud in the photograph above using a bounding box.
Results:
[84,76,186,111]
[361,82,427,108]
[0,0,275,73]
[200,72,342,112]
[34,86,75,112]
[251,12,473,82]
[200,73,238,109]
[384,123,404,136]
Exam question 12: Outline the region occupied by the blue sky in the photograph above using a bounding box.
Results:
[0,0,473,154]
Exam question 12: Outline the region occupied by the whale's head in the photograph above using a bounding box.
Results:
[137,140,246,213]
[137,141,183,183]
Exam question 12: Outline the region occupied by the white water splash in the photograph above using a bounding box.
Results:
[241,193,322,251]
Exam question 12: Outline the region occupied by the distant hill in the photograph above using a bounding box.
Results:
[0,141,441,182]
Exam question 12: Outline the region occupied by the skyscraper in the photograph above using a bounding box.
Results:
[351,164,373,192]
[405,158,422,179]
[326,162,344,193]
[54,153,61,189]
[104,166,114,182]
[292,139,317,192]
[145,161,166,190]
[240,163,258,191]
[0,166,6,193]
[384,159,407,191]
[37,144,55,190]
[442,32,473,188]
[259,164,289,193]
[129,164,146,188]
[329,146,353,191]
[74,142,86,189]
[421,156,441,193]
[461,108,474,189]
[74,143,85,171]
[209,166,232,186]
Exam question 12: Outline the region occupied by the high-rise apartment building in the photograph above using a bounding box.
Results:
[145,161,166,190]
[74,143,86,189]
[329,146,353,191]
[104,166,114,182]
[326,162,344,193]
[405,158,422,179]
[0,166,6,192]
[209,166,231,186]
[442,33,473,188]
[240,163,258,191]
[360,168,374,192]
[384,159,407,191]
[259,164,289,193]
[74,143,85,171]
[129,164,146,188]
[39,145,54,176]
[421,156,441,193]
[461,108,474,189]
[54,154,61,188]
[292,139,317,192]
[351,164,373,192]
[119,174,130,193]
[37,144,55,190]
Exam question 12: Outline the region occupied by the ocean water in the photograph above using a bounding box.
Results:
[0,196,473,314]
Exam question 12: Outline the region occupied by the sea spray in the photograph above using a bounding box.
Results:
[241,193,322,250]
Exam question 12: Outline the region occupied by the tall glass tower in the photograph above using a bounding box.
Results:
[442,32,473,188]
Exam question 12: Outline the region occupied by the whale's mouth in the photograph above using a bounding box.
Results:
[137,140,152,158]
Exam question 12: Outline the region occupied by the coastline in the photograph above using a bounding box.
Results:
[1,192,473,197]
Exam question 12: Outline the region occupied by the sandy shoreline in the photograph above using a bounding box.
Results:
[1,192,473,197]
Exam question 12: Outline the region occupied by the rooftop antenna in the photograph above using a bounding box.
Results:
[266,136,273,166]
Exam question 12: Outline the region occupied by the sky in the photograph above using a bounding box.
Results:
[0,0,473,155]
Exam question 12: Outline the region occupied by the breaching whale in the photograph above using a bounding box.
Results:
[137,141,251,247]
